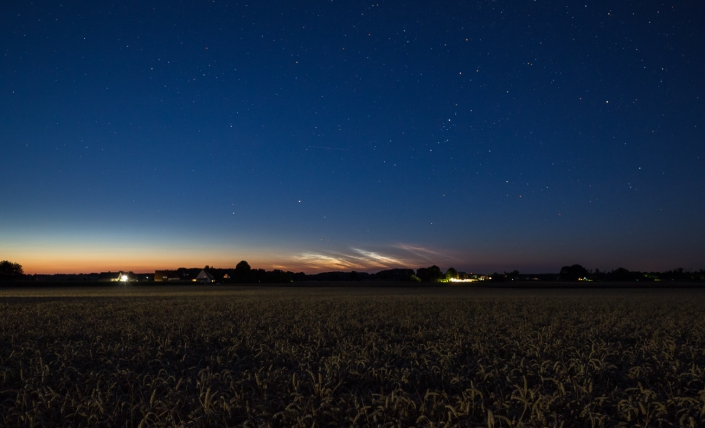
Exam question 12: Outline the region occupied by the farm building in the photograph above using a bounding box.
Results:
[196,270,215,284]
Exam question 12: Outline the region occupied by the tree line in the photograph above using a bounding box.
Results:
[3,259,705,283]
[556,264,705,282]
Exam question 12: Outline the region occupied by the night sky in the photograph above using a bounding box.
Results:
[2,1,704,274]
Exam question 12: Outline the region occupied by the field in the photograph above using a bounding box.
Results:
[1,286,704,427]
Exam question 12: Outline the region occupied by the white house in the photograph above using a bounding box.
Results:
[196,270,215,284]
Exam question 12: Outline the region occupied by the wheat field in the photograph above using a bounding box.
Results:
[1,286,704,427]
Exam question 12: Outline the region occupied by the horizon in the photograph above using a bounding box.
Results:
[9,241,705,275]
[17,259,701,277]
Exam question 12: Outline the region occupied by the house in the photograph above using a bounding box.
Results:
[196,270,215,284]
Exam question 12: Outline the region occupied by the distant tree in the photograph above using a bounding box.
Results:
[253,268,266,283]
[0,260,24,281]
[446,267,458,280]
[610,267,634,281]
[506,270,520,281]
[373,268,415,281]
[233,260,252,283]
[265,269,293,283]
[671,268,685,281]
[416,265,444,283]
[559,264,588,281]
[235,260,251,273]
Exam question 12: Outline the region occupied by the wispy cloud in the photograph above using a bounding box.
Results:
[396,244,443,260]
[294,248,407,271]
[294,252,363,271]
[293,244,458,272]
[351,248,405,267]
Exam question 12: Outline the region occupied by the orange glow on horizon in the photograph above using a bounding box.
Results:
[16,253,356,275]
[10,247,293,275]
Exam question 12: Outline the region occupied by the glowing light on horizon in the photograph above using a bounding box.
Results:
[449,277,478,283]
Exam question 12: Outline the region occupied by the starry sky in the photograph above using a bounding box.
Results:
[2,1,704,274]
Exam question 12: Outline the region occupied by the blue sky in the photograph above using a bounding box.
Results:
[2,1,703,274]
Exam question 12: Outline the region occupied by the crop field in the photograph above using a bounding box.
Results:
[1,286,704,427]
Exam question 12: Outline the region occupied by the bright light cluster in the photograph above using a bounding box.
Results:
[449,278,478,283]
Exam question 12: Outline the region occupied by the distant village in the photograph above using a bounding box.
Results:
[26,265,487,284]
[17,261,705,283]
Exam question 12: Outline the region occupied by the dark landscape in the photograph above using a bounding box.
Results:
[2,286,705,427]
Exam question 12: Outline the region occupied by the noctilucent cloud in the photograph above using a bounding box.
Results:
[2,1,704,274]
